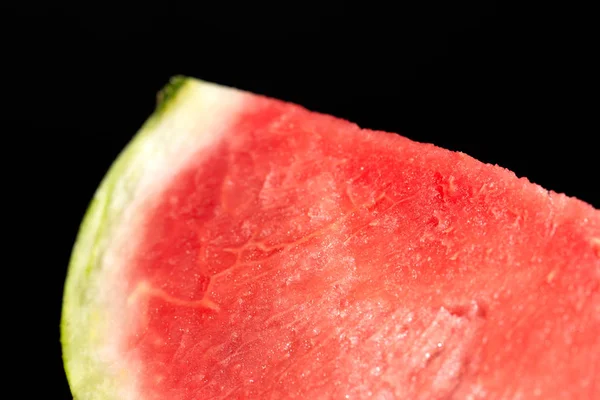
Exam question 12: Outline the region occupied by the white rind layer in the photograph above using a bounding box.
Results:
[61,78,248,400]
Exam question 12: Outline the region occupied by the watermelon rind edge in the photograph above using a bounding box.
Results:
[60,75,197,399]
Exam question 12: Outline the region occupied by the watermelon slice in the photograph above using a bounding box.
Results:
[61,76,600,400]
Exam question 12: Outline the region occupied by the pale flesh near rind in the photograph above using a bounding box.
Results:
[61,77,250,399]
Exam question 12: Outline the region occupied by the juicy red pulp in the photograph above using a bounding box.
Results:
[123,98,600,399]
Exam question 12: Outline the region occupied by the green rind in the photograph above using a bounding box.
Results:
[61,76,196,399]
[155,75,188,115]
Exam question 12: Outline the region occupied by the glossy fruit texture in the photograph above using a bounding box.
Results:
[62,77,600,400]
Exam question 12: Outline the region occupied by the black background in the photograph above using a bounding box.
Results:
[4,2,597,398]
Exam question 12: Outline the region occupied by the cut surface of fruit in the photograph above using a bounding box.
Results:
[62,77,600,400]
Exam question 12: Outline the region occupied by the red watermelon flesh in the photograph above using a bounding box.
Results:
[61,77,600,400]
